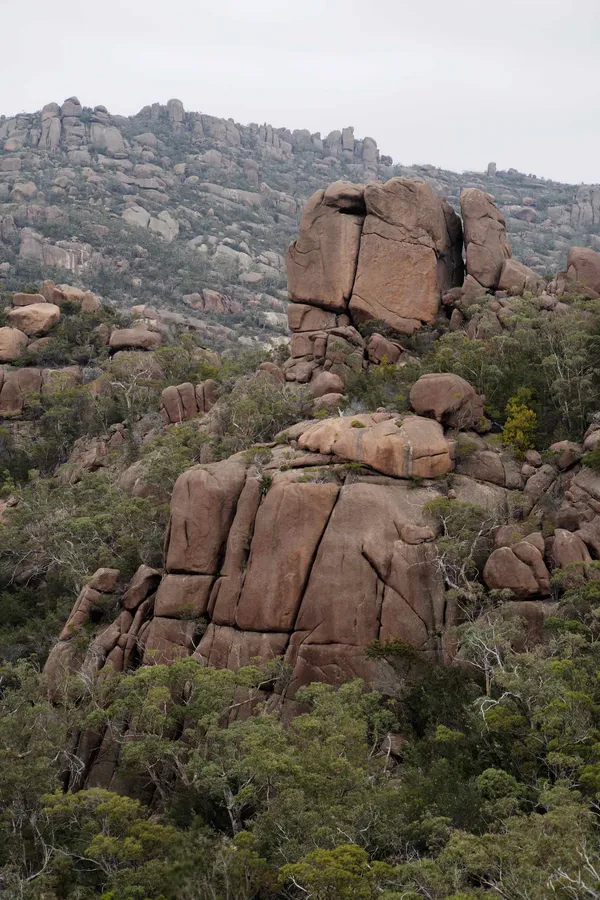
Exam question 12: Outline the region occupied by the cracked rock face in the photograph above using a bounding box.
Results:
[460,188,511,290]
[284,177,464,385]
[349,179,463,333]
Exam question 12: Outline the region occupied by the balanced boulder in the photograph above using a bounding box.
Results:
[7,303,60,336]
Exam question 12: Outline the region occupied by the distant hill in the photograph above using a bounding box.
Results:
[0,95,597,349]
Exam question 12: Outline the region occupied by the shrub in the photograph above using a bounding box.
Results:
[583,447,600,473]
[502,390,537,455]
[213,375,307,458]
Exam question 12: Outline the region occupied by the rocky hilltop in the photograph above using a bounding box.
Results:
[11,172,597,793]
[1,96,600,354]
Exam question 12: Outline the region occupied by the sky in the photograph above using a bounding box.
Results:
[2,0,599,184]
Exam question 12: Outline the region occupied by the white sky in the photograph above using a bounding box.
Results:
[2,0,599,184]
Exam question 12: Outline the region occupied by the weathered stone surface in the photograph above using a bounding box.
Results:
[195,625,289,671]
[483,545,550,599]
[7,303,60,336]
[549,440,583,471]
[349,179,463,334]
[286,181,365,311]
[154,574,213,618]
[498,259,543,295]
[142,618,197,664]
[109,327,162,352]
[121,565,162,611]
[233,482,339,632]
[551,529,591,568]
[366,333,402,364]
[12,292,47,307]
[292,481,444,652]
[410,373,484,430]
[461,188,511,289]
[0,327,28,362]
[310,371,344,398]
[564,247,600,294]
[165,458,247,574]
[288,303,338,332]
[296,413,452,478]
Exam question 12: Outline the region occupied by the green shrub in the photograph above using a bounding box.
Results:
[583,447,600,472]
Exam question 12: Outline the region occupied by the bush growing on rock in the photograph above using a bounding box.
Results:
[212,375,307,458]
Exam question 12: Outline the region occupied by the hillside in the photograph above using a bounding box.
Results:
[1,96,598,354]
[4,157,600,897]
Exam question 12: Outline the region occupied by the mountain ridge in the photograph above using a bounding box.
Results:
[1,95,598,353]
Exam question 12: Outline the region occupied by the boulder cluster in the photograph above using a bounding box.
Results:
[37,174,600,789]
[0,279,101,363]
[283,179,549,388]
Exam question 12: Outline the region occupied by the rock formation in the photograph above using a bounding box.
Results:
[284,177,463,385]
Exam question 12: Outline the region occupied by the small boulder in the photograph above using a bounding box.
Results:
[551,529,591,568]
[109,327,163,352]
[0,327,28,362]
[7,303,60,336]
[549,440,583,471]
[498,259,543,295]
[366,333,402,364]
[410,373,484,431]
[310,371,344,399]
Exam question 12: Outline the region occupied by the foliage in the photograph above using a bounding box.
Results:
[20,304,122,368]
[212,374,307,458]
[583,446,600,472]
[5,609,600,898]
[139,421,210,496]
[0,469,165,602]
[502,388,538,454]
[344,359,419,411]
[423,300,600,441]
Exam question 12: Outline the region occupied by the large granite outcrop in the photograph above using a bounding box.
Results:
[349,179,463,333]
[284,177,463,384]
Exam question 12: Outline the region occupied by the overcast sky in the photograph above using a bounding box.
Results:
[2,0,599,184]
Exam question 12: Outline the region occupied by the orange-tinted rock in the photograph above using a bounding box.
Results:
[551,529,591,568]
[234,482,339,632]
[410,373,484,430]
[461,188,511,289]
[483,546,549,599]
[565,247,600,294]
[154,574,213,618]
[0,366,43,415]
[310,370,344,398]
[549,441,583,471]
[257,362,285,384]
[109,326,162,352]
[294,481,444,650]
[12,292,47,306]
[286,181,365,311]
[0,327,28,362]
[287,303,338,332]
[282,636,387,700]
[297,413,452,478]
[142,617,197,664]
[166,457,247,574]
[498,259,543,295]
[7,303,60,336]
[121,565,162,611]
[366,333,402,364]
[195,624,289,669]
[349,179,463,334]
